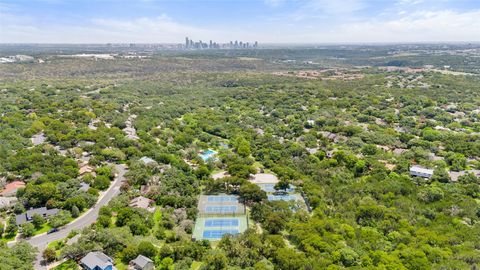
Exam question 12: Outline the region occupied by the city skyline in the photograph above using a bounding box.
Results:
[1,0,480,43]
[184,37,259,49]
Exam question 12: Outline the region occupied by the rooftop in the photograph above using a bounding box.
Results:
[139,156,156,165]
[80,251,116,270]
[0,181,26,197]
[410,165,434,175]
[130,196,153,209]
[131,255,153,269]
[16,207,59,224]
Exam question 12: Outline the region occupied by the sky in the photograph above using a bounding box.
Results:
[1,0,480,44]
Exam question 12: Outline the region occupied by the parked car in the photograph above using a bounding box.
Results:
[47,228,58,234]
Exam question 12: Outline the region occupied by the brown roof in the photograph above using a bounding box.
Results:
[0,181,26,197]
[79,165,94,175]
[130,196,153,209]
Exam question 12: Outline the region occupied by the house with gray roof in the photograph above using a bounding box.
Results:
[139,156,157,165]
[15,207,59,225]
[79,182,90,192]
[129,255,154,270]
[80,251,117,270]
[410,165,434,179]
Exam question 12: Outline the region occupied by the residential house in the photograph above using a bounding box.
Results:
[448,170,480,182]
[139,185,150,195]
[376,145,391,152]
[79,182,90,192]
[393,148,407,155]
[0,197,17,209]
[79,164,94,176]
[80,251,117,270]
[129,255,154,270]
[129,196,154,211]
[139,157,157,166]
[16,207,59,225]
[410,165,434,179]
[0,181,26,197]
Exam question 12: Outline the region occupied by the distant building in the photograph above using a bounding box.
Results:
[0,181,26,197]
[16,207,59,225]
[410,165,434,179]
[129,255,154,270]
[80,251,117,270]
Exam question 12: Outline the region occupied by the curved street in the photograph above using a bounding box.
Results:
[8,164,128,269]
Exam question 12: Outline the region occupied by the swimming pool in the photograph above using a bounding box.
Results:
[199,149,217,162]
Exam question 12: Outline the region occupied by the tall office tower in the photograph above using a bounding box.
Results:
[234,40,238,48]
[185,37,189,48]
[254,41,258,48]
[209,40,213,48]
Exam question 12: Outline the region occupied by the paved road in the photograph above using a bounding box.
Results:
[9,164,127,269]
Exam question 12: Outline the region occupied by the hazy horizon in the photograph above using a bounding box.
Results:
[1,0,480,44]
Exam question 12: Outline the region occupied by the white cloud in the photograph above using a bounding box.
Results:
[397,0,424,5]
[264,0,285,7]
[0,3,479,43]
[276,9,480,43]
[0,13,213,43]
[291,0,366,20]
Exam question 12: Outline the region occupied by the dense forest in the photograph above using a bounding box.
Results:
[0,47,480,269]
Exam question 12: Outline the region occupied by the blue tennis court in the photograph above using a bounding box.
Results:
[268,195,296,201]
[205,205,237,213]
[205,219,239,227]
[258,183,294,193]
[203,229,239,239]
[207,196,238,203]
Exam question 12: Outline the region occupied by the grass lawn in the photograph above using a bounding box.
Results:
[1,233,17,242]
[47,239,65,250]
[211,168,224,174]
[33,223,52,236]
[51,259,79,270]
[154,207,162,223]
[114,259,128,270]
[110,216,117,228]
[191,261,203,270]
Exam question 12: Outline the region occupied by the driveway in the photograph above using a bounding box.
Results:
[8,164,128,269]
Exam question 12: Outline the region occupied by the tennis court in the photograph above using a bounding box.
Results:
[203,229,239,239]
[193,216,248,241]
[197,194,245,216]
[205,205,237,213]
[258,183,294,193]
[207,195,238,203]
[268,194,297,201]
[205,218,239,227]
